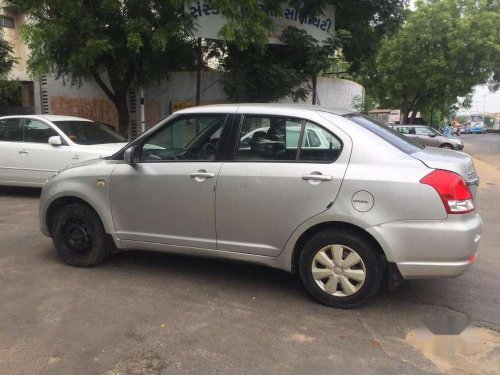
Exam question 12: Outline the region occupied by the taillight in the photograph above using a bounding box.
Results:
[420,170,474,214]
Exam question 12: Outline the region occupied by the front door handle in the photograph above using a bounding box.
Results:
[302,174,333,182]
[18,150,29,155]
[190,171,215,179]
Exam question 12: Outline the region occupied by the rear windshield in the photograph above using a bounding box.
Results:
[54,120,126,145]
[344,114,423,154]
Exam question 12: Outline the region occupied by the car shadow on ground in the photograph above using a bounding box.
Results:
[42,245,439,310]
[0,186,42,198]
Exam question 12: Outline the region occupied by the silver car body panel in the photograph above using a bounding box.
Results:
[39,104,481,279]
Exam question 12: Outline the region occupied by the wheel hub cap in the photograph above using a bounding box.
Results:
[311,245,366,297]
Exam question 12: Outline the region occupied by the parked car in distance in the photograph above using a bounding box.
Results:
[394,125,464,150]
[468,123,485,134]
[0,115,127,187]
[40,104,481,308]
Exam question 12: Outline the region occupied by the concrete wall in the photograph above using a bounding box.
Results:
[36,71,363,131]
[36,75,120,127]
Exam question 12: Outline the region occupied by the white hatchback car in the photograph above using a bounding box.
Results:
[0,115,127,187]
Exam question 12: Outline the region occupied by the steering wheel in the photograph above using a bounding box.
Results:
[203,142,217,160]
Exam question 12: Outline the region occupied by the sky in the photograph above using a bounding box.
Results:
[459,86,500,114]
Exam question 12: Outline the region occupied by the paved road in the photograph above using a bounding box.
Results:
[0,136,499,374]
[461,133,500,166]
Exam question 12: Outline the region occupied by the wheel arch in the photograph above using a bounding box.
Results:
[46,196,104,236]
[440,143,454,149]
[290,221,387,274]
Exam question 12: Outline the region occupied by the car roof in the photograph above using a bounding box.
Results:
[0,114,93,122]
[175,103,353,116]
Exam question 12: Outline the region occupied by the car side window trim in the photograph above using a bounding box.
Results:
[229,114,343,164]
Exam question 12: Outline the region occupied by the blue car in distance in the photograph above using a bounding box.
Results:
[469,123,485,134]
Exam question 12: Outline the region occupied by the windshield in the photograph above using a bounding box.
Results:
[344,114,424,154]
[53,121,126,145]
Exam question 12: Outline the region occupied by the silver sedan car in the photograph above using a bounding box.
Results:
[39,104,482,308]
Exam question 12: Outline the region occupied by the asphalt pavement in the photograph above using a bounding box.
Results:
[0,134,499,375]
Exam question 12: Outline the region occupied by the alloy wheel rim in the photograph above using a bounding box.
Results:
[311,245,366,297]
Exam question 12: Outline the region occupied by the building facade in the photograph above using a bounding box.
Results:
[0,1,34,115]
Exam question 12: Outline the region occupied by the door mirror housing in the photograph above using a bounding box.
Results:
[48,135,63,146]
[124,145,140,164]
[428,133,436,138]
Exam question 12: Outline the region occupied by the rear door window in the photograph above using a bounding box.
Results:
[0,118,22,142]
[235,115,342,162]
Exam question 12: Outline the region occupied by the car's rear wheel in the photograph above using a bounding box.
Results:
[440,143,453,149]
[299,229,384,308]
[51,203,112,267]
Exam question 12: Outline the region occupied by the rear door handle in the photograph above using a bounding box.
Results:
[190,171,215,179]
[18,150,29,154]
[302,174,333,181]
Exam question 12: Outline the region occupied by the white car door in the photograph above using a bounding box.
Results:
[0,117,25,185]
[16,118,71,185]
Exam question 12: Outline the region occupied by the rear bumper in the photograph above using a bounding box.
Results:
[366,213,482,279]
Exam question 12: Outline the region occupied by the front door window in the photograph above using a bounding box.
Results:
[140,115,226,161]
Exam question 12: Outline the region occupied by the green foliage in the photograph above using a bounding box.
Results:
[0,35,16,77]
[351,94,377,113]
[287,0,408,72]
[0,80,21,106]
[222,28,348,102]
[221,42,308,102]
[370,0,500,124]
[483,115,495,127]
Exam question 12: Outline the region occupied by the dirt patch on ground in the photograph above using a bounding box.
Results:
[473,157,500,188]
[406,326,500,374]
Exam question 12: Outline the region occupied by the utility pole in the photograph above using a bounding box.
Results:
[196,38,202,106]
[482,94,488,125]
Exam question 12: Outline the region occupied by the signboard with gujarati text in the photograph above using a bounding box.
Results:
[188,1,335,44]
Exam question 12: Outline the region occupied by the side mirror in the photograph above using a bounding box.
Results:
[48,135,63,146]
[428,133,436,138]
[124,145,140,165]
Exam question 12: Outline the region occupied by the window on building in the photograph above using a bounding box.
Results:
[1,16,15,29]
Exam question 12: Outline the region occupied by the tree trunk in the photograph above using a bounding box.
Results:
[92,68,133,138]
[401,107,409,124]
[409,109,418,124]
[312,75,317,105]
[115,93,130,138]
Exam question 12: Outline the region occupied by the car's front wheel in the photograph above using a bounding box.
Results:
[51,203,113,267]
[299,229,384,308]
[440,143,454,150]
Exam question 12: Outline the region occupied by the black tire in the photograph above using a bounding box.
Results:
[50,203,113,267]
[440,143,453,150]
[299,229,384,308]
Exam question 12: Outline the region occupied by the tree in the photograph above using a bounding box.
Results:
[351,94,376,113]
[0,34,16,77]
[0,33,20,109]
[9,0,198,135]
[221,28,344,103]
[221,0,407,103]
[370,0,500,124]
